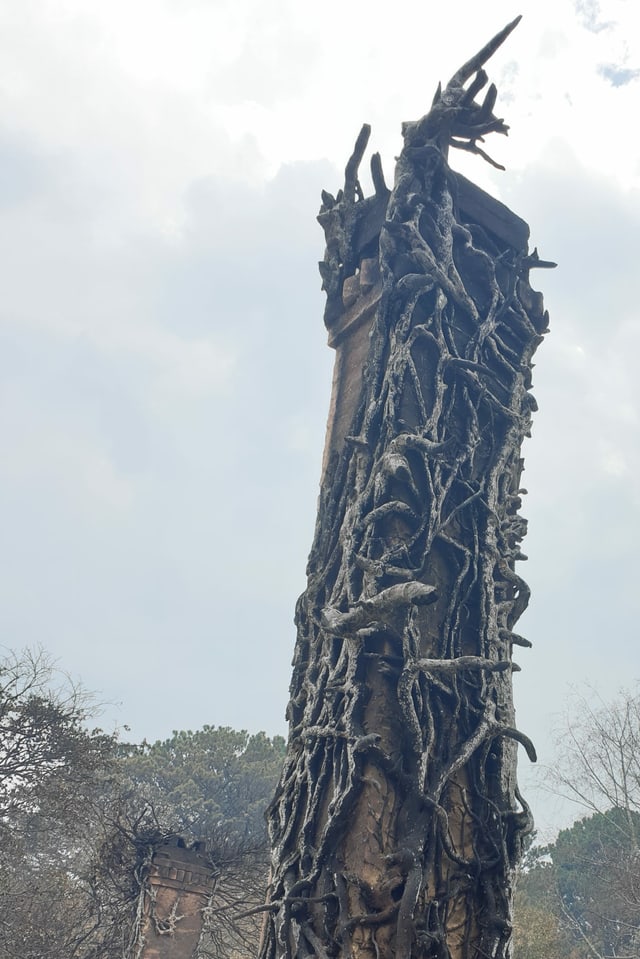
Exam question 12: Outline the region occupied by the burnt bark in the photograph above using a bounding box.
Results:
[260,20,552,959]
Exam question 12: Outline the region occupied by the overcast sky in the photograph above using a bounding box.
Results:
[1,0,639,838]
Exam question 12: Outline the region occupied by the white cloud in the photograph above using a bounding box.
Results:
[0,382,135,512]
[575,0,613,32]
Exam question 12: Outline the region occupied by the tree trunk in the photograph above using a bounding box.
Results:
[260,19,552,959]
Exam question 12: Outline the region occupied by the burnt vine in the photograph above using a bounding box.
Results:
[259,18,552,959]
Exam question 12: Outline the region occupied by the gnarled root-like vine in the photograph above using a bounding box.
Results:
[260,19,550,959]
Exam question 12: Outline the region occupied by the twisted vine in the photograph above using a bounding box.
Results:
[260,18,552,959]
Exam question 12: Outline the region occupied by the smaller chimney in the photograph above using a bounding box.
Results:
[134,837,218,959]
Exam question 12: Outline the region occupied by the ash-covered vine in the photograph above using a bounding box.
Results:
[260,18,553,959]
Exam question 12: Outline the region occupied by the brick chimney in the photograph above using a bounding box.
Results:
[134,837,218,959]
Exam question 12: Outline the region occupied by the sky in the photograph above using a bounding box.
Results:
[0,0,639,838]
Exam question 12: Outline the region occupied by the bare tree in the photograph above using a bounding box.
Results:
[0,645,126,959]
[550,686,640,832]
[0,645,116,819]
[537,687,640,958]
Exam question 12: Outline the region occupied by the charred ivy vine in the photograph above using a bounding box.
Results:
[260,18,552,959]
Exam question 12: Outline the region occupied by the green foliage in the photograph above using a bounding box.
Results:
[552,809,640,958]
[515,811,640,959]
[513,892,572,959]
[119,724,286,846]
[515,851,584,959]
